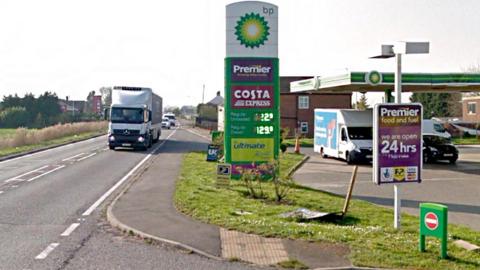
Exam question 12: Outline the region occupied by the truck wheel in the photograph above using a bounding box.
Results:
[346,152,354,164]
[153,132,159,143]
[320,148,328,158]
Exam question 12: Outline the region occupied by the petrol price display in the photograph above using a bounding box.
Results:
[255,125,274,135]
[255,113,274,122]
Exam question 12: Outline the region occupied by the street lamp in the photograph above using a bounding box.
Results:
[370,41,429,229]
[370,41,430,103]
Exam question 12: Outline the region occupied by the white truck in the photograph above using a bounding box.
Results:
[108,86,162,150]
[314,109,373,164]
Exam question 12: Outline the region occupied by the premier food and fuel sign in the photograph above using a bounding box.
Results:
[373,103,423,184]
[225,2,279,176]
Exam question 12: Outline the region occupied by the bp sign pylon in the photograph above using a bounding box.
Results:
[225,1,279,177]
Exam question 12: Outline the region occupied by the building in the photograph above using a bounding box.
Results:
[58,99,86,114]
[462,96,480,122]
[280,76,352,138]
[91,95,102,114]
[197,91,224,130]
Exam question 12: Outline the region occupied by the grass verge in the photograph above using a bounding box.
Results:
[453,137,480,145]
[283,138,314,147]
[175,152,480,270]
[0,131,104,158]
[0,129,17,138]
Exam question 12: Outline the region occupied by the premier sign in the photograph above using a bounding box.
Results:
[231,59,274,82]
[373,103,423,184]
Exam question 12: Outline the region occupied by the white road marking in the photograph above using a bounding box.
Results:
[4,165,49,182]
[76,153,96,161]
[0,191,4,194]
[35,243,59,259]
[82,130,176,216]
[62,153,86,161]
[11,185,18,188]
[27,165,66,182]
[0,135,107,165]
[60,223,80,236]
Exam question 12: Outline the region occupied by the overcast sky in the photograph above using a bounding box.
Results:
[1,0,479,107]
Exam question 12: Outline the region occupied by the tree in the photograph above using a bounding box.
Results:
[0,107,29,128]
[410,93,461,119]
[85,90,96,113]
[356,94,369,110]
[99,87,112,108]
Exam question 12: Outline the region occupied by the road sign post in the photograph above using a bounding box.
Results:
[373,103,423,229]
[419,203,448,258]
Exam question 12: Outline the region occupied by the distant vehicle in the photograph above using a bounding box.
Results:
[163,113,176,127]
[107,86,162,150]
[423,119,451,139]
[161,117,171,129]
[423,135,458,164]
[314,109,373,164]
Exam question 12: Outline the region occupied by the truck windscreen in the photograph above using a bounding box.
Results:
[111,107,144,124]
[348,127,372,140]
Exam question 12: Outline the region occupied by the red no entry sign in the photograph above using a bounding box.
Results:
[425,212,439,230]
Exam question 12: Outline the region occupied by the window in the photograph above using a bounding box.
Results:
[341,128,348,142]
[300,122,308,133]
[467,102,476,114]
[298,96,309,109]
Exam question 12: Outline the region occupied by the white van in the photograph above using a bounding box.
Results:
[314,109,373,164]
[422,119,451,138]
[163,113,176,127]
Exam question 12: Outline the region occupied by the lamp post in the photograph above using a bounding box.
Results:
[371,41,429,229]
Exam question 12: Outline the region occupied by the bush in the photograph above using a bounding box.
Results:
[0,107,29,128]
[0,121,107,150]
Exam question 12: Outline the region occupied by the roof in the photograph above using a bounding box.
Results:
[291,71,480,93]
[207,95,224,106]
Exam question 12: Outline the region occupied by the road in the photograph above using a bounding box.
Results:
[294,146,480,230]
[0,127,260,270]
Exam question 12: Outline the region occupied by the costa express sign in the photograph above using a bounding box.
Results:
[231,85,273,108]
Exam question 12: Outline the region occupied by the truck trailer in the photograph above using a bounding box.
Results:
[108,86,162,150]
[314,109,373,163]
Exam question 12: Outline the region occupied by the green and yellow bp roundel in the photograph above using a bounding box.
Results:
[366,70,382,85]
[235,13,270,49]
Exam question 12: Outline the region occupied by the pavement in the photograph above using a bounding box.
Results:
[108,127,356,270]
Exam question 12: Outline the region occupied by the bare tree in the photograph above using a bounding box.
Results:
[462,62,480,97]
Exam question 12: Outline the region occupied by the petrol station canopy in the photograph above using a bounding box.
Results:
[290,71,480,93]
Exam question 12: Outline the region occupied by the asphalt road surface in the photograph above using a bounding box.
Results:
[294,146,480,231]
[0,127,261,270]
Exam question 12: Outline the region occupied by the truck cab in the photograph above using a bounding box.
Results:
[339,125,373,163]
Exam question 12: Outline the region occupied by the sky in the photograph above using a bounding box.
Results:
[1,0,480,107]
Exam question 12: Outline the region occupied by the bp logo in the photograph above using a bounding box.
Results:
[235,13,270,49]
[366,70,382,85]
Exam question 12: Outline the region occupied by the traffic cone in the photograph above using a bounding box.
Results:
[294,137,300,154]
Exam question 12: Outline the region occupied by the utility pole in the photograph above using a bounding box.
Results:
[202,84,205,104]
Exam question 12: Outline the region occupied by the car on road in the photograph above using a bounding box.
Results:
[423,134,458,164]
[161,117,171,129]
[163,113,176,127]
